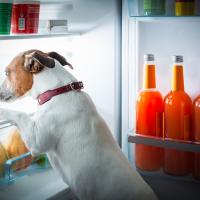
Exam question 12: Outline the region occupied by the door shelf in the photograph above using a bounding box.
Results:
[128,132,200,153]
[127,141,200,199]
[128,0,200,19]
[0,152,51,187]
[129,16,200,22]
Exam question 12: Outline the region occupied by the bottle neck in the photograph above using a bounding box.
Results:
[172,64,184,91]
[143,63,156,89]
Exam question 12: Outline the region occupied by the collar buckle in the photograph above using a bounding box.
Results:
[69,81,84,91]
[69,82,76,91]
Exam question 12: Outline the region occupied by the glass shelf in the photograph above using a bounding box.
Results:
[0,32,80,40]
[128,131,200,153]
[40,0,72,3]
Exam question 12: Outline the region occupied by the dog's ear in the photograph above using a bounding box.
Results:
[47,52,73,69]
[24,51,55,73]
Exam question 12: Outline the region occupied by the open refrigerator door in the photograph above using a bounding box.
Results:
[122,0,200,199]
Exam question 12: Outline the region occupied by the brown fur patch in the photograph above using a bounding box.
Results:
[5,54,33,97]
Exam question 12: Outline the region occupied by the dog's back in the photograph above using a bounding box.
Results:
[46,91,157,200]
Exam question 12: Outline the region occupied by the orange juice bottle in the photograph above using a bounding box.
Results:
[164,55,192,176]
[193,96,200,180]
[135,54,163,171]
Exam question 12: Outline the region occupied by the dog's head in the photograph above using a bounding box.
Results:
[0,50,72,102]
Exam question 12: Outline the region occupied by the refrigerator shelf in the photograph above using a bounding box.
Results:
[128,133,200,153]
[40,0,72,4]
[0,152,51,187]
[0,32,80,40]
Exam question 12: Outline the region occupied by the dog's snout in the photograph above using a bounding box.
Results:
[0,81,16,102]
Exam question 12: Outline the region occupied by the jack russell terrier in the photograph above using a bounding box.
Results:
[0,50,157,200]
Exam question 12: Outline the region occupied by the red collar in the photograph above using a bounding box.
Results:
[37,81,84,105]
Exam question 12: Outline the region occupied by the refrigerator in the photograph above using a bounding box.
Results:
[0,0,200,199]
[0,0,121,199]
[122,0,200,200]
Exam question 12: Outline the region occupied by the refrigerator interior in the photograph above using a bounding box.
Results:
[122,0,200,199]
[0,0,121,199]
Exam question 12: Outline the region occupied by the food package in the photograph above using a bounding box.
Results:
[3,128,32,171]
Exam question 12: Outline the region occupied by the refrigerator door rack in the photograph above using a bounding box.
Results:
[121,0,200,198]
[128,142,200,188]
[128,131,200,182]
[128,131,200,153]
[128,0,200,18]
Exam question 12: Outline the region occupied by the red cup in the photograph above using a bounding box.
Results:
[11,1,40,34]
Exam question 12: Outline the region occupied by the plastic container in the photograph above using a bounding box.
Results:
[135,54,164,171]
[164,55,193,176]
[143,0,165,16]
[0,1,12,35]
[175,0,195,16]
[11,0,40,34]
[0,152,51,186]
[0,125,51,186]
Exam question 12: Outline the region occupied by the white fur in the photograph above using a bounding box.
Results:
[0,60,158,200]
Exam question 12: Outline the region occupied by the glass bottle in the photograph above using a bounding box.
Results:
[135,54,164,171]
[175,0,195,16]
[143,0,166,16]
[164,55,192,176]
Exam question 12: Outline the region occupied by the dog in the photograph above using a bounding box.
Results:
[0,50,158,200]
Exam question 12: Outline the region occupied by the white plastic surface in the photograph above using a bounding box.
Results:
[0,169,67,200]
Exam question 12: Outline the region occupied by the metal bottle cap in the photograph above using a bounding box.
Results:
[172,55,183,63]
[144,54,154,61]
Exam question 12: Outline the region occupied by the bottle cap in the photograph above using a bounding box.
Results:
[172,55,183,63]
[144,54,154,61]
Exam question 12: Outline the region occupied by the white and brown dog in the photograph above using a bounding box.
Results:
[0,50,157,200]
